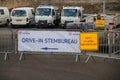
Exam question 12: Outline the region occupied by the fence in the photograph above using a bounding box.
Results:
[0,28,120,62]
[79,30,120,63]
[0,28,14,60]
[16,29,120,62]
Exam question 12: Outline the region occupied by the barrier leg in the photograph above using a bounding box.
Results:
[76,55,81,62]
[14,39,17,54]
[4,53,9,60]
[19,52,24,61]
[85,55,91,63]
[91,56,96,63]
[103,58,108,62]
[85,55,96,63]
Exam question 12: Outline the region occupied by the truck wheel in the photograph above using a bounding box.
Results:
[5,19,10,27]
[37,22,42,28]
[11,24,16,28]
[27,22,32,28]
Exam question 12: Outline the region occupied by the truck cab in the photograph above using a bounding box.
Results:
[35,5,60,28]
[60,6,84,28]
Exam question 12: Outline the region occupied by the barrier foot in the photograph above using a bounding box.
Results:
[4,53,9,61]
[76,55,81,62]
[19,52,25,61]
[103,58,108,62]
[85,55,96,63]
[112,59,119,62]
[91,56,96,63]
[85,55,91,63]
[104,57,119,62]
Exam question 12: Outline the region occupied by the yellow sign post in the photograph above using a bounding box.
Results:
[95,20,105,29]
[80,32,98,50]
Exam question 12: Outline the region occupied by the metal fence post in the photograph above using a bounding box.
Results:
[108,31,112,57]
[14,29,18,54]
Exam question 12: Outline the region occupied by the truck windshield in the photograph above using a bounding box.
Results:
[0,9,4,15]
[36,8,51,16]
[12,10,26,17]
[62,9,77,17]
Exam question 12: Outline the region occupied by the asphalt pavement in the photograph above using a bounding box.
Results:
[0,27,120,80]
[0,54,120,80]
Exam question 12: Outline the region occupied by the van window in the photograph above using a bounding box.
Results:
[62,9,77,17]
[0,9,4,15]
[12,10,26,17]
[36,8,51,16]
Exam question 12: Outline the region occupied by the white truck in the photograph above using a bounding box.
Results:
[60,6,84,28]
[0,7,10,26]
[35,5,60,28]
[10,7,35,28]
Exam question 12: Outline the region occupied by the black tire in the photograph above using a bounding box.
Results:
[37,22,42,28]
[5,19,10,27]
[11,24,16,28]
[27,21,32,28]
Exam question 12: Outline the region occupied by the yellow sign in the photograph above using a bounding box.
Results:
[95,20,105,28]
[80,32,98,50]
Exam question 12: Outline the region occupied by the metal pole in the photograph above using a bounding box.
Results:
[103,0,106,14]
[108,31,112,57]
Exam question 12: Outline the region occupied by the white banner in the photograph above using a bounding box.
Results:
[18,30,81,53]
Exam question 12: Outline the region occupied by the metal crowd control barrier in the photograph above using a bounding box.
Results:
[16,29,120,62]
[16,29,82,61]
[0,28,119,62]
[0,28,14,60]
[76,30,120,63]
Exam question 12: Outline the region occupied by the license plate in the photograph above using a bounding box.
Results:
[16,20,22,22]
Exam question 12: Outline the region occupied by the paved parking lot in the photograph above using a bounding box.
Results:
[0,54,120,80]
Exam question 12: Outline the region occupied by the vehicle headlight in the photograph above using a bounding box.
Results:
[47,17,53,23]
[74,17,80,22]
[61,20,65,24]
[61,18,65,24]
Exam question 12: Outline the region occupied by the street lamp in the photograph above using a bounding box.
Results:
[103,0,106,14]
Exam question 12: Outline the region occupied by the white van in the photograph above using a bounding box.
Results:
[0,7,10,26]
[61,6,84,28]
[35,5,60,28]
[10,7,35,27]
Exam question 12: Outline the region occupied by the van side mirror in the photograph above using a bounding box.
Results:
[0,12,1,17]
